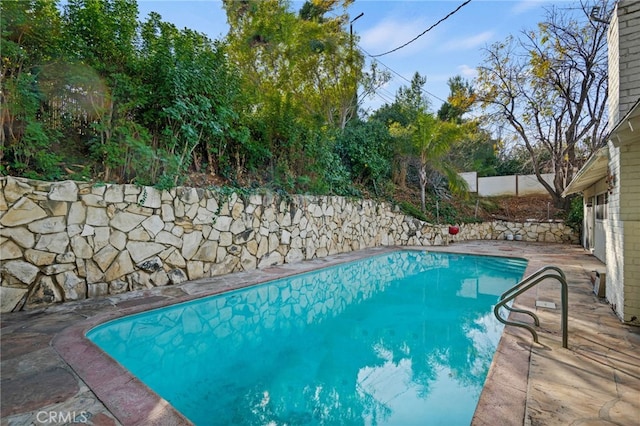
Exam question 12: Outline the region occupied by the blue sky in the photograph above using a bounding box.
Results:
[136,0,575,113]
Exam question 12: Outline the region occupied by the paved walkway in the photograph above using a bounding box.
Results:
[1,242,639,425]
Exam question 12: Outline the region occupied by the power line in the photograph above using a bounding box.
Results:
[361,45,496,124]
[359,46,508,129]
[369,0,472,58]
[359,46,448,105]
[374,87,396,105]
[370,90,395,105]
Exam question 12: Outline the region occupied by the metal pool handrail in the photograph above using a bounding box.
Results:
[498,266,566,326]
[494,265,569,348]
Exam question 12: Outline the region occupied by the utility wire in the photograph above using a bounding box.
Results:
[375,88,396,104]
[372,90,395,105]
[369,0,472,57]
[359,46,447,105]
[361,44,498,125]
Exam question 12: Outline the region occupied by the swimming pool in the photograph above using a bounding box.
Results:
[88,250,527,425]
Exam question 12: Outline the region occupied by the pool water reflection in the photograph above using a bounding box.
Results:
[88,250,527,425]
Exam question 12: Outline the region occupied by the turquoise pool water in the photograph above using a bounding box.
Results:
[88,250,527,425]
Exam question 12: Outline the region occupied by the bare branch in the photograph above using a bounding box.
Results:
[476,0,611,207]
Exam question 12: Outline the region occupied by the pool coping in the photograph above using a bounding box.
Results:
[49,245,529,425]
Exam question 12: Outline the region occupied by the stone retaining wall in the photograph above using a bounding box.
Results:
[0,177,578,312]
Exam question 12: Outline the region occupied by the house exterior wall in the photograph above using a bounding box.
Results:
[619,143,640,322]
[582,180,609,200]
[606,141,625,318]
[609,0,640,125]
[605,0,640,324]
[619,143,640,222]
[623,221,640,321]
[608,6,620,126]
[605,137,640,323]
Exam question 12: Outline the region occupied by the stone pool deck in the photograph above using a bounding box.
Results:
[1,241,639,425]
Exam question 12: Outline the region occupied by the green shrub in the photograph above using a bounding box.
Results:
[11,122,62,180]
[335,120,392,195]
[565,195,583,232]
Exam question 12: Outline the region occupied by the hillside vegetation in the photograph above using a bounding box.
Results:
[1,1,598,226]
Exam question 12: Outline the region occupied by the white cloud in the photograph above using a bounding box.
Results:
[441,31,495,51]
[457,64,478,78]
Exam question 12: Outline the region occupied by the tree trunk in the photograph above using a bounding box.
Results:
[419,163,427,212]
[393,156,408,189]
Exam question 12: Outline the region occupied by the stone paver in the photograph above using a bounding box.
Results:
[1,242,639,425]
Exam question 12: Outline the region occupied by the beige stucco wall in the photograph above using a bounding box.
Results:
[462,173,554,197]
[477,175,516,197]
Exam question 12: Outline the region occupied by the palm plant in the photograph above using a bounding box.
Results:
[412,112,468,212]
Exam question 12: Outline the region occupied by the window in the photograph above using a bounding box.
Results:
[596,193,608,220]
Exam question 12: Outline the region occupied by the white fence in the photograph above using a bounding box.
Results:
[460,172,554,197]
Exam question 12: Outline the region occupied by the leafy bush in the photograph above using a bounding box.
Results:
[564,195,583,232]
[5,121,63,180]
[335,120,392,195]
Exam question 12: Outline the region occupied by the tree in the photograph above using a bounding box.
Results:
[395,72,430,120]
[223,0,359,129]
[62,0,141,181]
[437,75,475,123]
[222,0,360,179]
[476,1,610,208]
[436,76,499,177]
[1,0,65,178]
[358,61,392,116]
[411,112,467,212]
[370,72,429,188]
[448,127,499,177]
[138,13,250,185]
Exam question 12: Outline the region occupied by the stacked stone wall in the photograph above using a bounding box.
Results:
[0,177,578,312]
